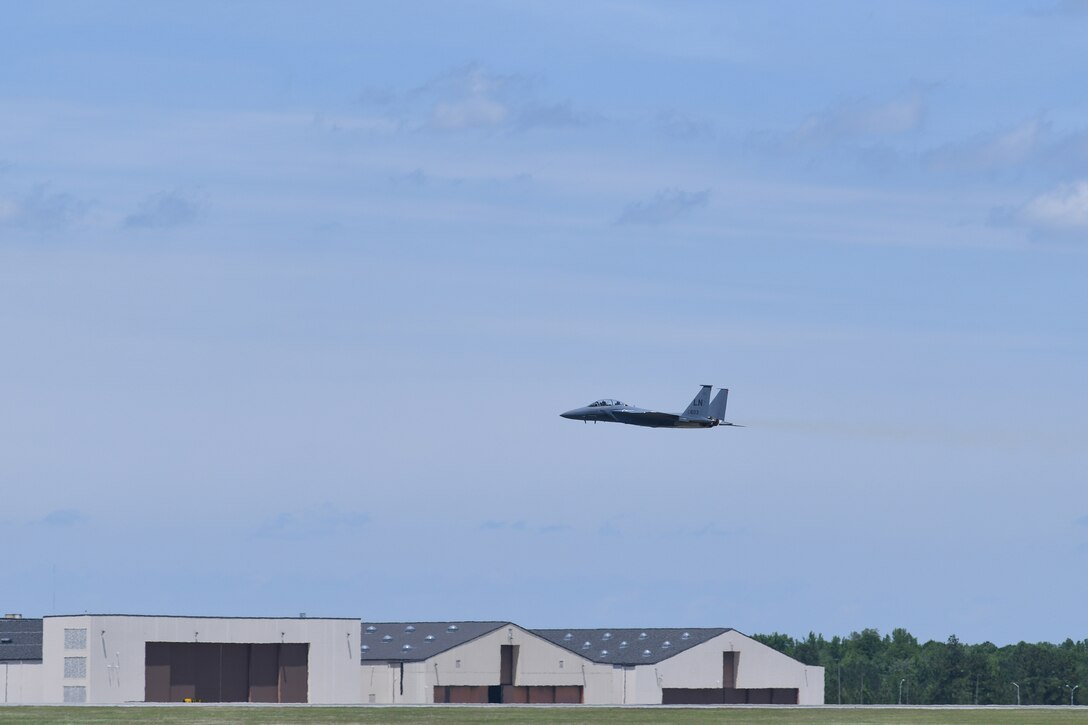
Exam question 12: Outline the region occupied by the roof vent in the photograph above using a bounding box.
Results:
[447,625,459,632]
[361,644,370,652]
[602,632,612,640]
[425,635,435,641]
[563,632,573,641]
[618,640,628,649]
[0,637,12,644]
[581,641,591,650]
[382,635,393,642]
[365,626,377,633]
[641,649,652,657]
[405,625,416,633]
[681,632,691,640]
[402,644,413,651]
[638,632,648,640]
[662,640,672,648]
[600,649,609,656]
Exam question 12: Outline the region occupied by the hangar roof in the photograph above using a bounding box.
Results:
[0,617,43,663]
[533,627,730,666]
[360,621,509,663]
[43,613,358,620]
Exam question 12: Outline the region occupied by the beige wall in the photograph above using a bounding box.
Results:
[634,631,825,705]
[1,662,43,703]
[360,662,395,704]
[40,616,360,704]
[798,665,825,705]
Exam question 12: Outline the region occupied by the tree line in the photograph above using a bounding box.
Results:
[753,629,1087,705]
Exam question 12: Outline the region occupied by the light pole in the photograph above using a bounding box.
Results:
[1066,684,1079,706]
[899,678,906,705]
[1011,682,1020,706]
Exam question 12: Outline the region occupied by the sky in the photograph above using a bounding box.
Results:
[2,0,1087,646]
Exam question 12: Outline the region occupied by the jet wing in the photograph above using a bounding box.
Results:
[611,410,681,428]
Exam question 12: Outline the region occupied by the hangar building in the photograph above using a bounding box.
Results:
[536,627,824,705]
[2,614,359,704]
[360,621,614,704]
[0,615,42,703]
[2,614,823,706]
[360,621,823,705]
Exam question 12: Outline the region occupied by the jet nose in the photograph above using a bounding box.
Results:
[560,410,578,420]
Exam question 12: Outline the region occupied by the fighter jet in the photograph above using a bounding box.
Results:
[560,385,739,429]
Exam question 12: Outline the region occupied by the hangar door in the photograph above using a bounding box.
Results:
[145,642,308,702]
[433,685,583,704]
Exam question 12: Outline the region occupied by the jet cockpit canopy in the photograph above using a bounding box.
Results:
[588,399,625,407]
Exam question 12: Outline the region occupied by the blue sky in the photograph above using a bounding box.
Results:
[2,1,1087,645]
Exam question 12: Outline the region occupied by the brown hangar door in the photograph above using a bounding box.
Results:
[144,642,309,702]
[433,685,583,704]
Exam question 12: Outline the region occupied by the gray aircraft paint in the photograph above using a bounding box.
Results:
[560,386,739,429]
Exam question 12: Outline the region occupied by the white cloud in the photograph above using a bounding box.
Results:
[389,168,428,187]
[515,101,587,131]
[796,88,928,144]
[431,94,508,130]
[357,63,586,134]
[39,509,86,527]
[124,189,202,229]
[928,118,1049,174]
[618,187,710,226]
[0,185,88,231]
[657,110,713,140]
[1019,181,1088,231]
[383,63,519,132]
[255,503,369,540]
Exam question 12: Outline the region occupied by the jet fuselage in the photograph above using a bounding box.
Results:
[560,387,735,429]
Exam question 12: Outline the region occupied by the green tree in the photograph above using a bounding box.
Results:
[754,627,1088,705]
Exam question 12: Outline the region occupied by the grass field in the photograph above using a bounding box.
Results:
[2,706,1088,725]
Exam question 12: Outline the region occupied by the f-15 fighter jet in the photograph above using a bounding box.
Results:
[560,385,739,429]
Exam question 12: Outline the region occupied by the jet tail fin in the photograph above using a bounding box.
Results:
[710,388,729,421]
[680,385,713,420]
